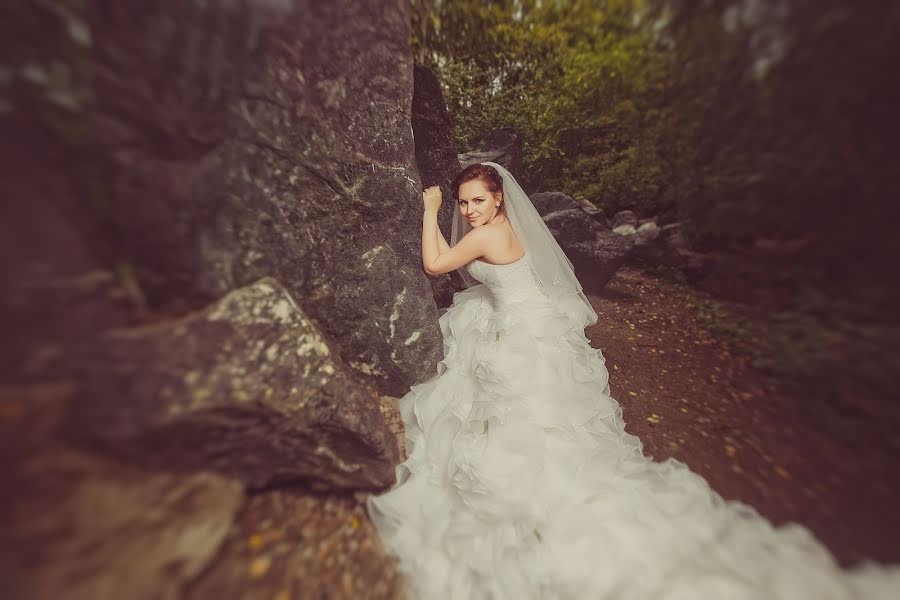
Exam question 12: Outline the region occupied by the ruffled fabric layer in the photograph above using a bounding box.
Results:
[366,284,900,600]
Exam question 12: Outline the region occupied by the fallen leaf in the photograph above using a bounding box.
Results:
[248,533,264,551]
[249,555,271,578]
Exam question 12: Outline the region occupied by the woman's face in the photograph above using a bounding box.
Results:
[457,179,498,227]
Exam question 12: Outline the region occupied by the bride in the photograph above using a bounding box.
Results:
[366,162,899,599]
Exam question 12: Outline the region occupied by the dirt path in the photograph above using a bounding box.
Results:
[587,266,900,568]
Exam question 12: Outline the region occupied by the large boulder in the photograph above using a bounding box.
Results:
[610,210,638,229]
[4,448,245,600]
[565,231,636,292]
[622,220,691,269]
[530,191,582,216]
[576,198,608,226]
[543,208,598,244]
[4,0,442,398]
[530,192,606,226]
[412,64,467,304]
[63,278,400,492]
[527,193,632,292]
[412,64,460,240]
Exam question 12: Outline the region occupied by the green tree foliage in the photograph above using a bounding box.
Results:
[414,0,671,212]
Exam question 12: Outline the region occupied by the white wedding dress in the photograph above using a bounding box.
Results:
[366,252,899,600]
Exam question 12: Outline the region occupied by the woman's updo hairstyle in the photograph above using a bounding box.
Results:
[451,163,505,214]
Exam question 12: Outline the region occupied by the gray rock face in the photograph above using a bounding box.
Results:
[413,65,461,239]
[566,231,636,292]
[537,204,633,292]
[544,208,598,244]
[610,210,639,229]
[412,64,468,304]
[66,278,400,492]
[530,192,606,227]
[576,198,608,226]
[458,127,524,176]
[631,221,691,268]
[5,0,442,397]
[4,448,245,600]
[529,191,582,216]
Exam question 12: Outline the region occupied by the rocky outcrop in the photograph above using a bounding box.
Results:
[3,1,435,597]
[458,127,524,176]
[544,208,599,244]
[529,191,582,216]
[64,278,399,492]
[536,197,633,292]
[4,448,245,600]
[576,198,608,226]
[4,0,442,399]
[610,210,639,229]
[617,219,691,269]
[561,232,635,292]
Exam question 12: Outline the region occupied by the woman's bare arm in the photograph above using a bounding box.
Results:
[436,220,451,255]
[424,186,479,273]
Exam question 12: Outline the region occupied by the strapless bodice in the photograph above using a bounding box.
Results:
[465,253,549,307]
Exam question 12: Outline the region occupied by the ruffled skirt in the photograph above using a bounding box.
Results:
[366,284,900,599]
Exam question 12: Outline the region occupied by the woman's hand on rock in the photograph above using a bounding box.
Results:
[423,186,442,213]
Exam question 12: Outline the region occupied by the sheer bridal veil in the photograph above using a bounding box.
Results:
[449,161,598,330]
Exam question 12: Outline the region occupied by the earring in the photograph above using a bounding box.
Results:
[495,203,500,207]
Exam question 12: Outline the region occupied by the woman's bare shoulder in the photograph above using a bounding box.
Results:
[481,222,523,255]
[469,223,507,246]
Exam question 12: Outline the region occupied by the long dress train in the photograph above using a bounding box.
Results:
[366,253,900,599]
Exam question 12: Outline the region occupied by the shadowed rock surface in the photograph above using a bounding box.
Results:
[530,191,582,216]
[64,278,399,492]
[413,64,462,236]
[565,231,635,292]
[184,396,408,600]
[2,0,432,597]
[539,202,633,292]
[4,0,442,399]
[617,219,691,269]
[185,488,408,600]
[610,209,638,229]
[543,208,600,244]
[3,448,245,600]
[412,63,466,306]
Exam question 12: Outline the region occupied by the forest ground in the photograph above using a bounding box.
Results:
[588,265,900,568]
[189,264,900,599]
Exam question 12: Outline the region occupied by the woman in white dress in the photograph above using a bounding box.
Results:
[366,161,900,599]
